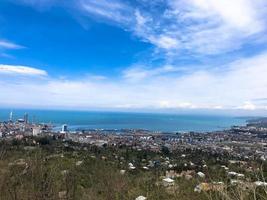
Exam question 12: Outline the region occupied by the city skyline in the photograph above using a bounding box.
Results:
[1,0,267,113]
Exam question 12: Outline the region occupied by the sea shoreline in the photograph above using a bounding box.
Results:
[0,109,248,133]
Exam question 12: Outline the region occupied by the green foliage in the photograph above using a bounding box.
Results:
[0,137,266,200]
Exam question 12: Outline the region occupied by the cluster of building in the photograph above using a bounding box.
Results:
[63,125,267,162]
[0,111,51,138]
[1,112,267,162]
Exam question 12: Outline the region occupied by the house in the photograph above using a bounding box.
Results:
[76,161,83,166]
[254,181,267,187]
[197,172,205,178]
[227,171,245,178]
[136,196,147,200]
[129,163,136,170]
[162,177,175,187]
[230,179,243,185]
[143,166,149,170]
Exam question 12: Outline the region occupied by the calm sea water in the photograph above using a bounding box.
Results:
[0,109,246,132]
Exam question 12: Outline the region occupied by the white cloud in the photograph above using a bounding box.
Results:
[158,101,197,109]
[78,0,267,55]
[237,101,256,110]
[149,35,179,50]
[176,0,264,33]
[147,0,266,54]
[79,0,133,24]
[1,52,267,112]
[123,65,185,81]
[11,0,267,55]
[0,64,47,76]
[0,40,24,49]
[135,10,147,27]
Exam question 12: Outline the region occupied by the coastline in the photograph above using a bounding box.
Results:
[0,109,248,133]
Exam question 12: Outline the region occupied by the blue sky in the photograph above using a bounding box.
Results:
[0,0,267,114]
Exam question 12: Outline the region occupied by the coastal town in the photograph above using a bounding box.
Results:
[1,112,267,161]
[1,112,267,199]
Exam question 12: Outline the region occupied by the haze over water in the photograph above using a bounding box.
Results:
[0,109,246,132]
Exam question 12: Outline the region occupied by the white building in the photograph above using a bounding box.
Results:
[197,172,206,178]
[61,124,68,133]
[128,163,136,170]
[136,196,147,200]
[32,127,41,136]
[162,177,175,187]
[254,181,267,187]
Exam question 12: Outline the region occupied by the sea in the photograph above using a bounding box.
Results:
[0,109,247,133]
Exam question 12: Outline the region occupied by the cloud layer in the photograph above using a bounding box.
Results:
[76,0,267,56]
[12,0,267,55]
[1,52,267,112]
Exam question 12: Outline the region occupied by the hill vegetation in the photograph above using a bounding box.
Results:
[0,136,266,200]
